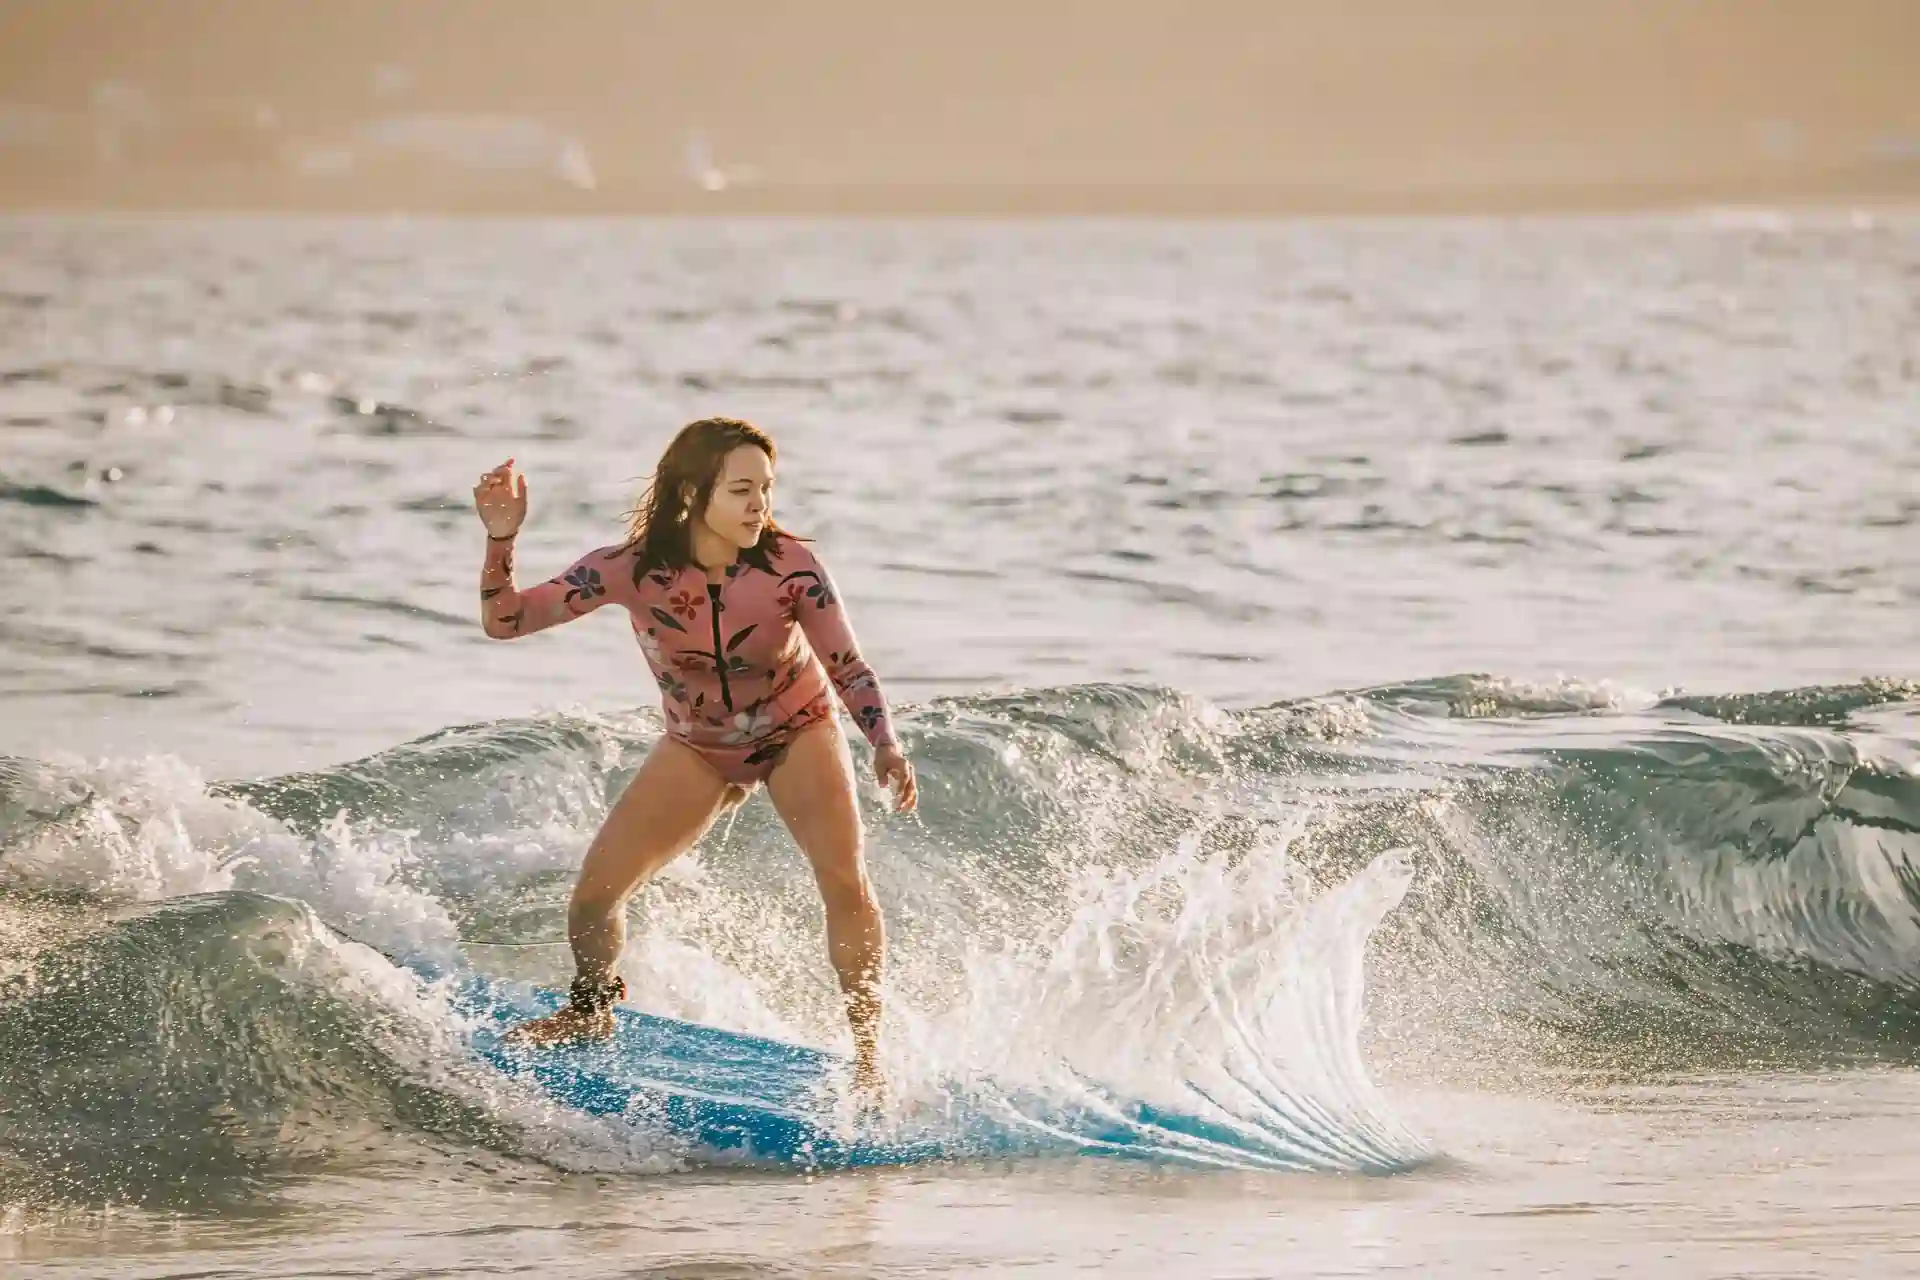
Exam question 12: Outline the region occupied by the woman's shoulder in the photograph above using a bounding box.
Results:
[616,543,690,594]
[579,541,641,576]
[763,530,822,574]
[574,541,675,599]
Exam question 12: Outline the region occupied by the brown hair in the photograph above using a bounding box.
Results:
[624,417,789,571]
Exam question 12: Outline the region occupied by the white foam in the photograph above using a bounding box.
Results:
[2,753,462,962]
[1,751,1429,1169]
[866,812,1429,1166]
[595,800,1431,1166]
[276,907,692,1176]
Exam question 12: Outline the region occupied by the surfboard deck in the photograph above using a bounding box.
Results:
[449,974,1386,1172]
[455,975,989,1167]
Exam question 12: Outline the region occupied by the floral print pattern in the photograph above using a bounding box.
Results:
[477,532,897,761]
[720,706,774,745]
[562,565,605,604]
[779,569,837,611]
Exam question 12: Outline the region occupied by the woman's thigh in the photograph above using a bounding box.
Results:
[573,735,732,907]
[763,718,870,898]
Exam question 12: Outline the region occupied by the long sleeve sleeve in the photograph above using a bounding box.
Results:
[479,537,626,639]
[786,547,898,749]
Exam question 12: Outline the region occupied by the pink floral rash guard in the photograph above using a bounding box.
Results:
[479,532,897,772]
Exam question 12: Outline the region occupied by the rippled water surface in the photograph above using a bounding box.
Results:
[2,213,1918,1277]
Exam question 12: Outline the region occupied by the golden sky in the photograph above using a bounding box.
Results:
[2,0,1916,212]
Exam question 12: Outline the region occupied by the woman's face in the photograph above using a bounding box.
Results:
[699,444,774,549]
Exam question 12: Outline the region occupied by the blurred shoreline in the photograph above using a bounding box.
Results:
[7,181,1920,220]
[2,0,1915,217]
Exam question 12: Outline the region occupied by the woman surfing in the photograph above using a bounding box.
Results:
[470,417,916,1099]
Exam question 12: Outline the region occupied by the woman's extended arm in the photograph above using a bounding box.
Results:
[478,536,625,639]
[473,458,624,639]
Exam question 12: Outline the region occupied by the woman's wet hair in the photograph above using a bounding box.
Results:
[625,417,789,571]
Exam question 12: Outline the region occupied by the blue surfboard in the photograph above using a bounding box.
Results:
[450,974,1417,1173]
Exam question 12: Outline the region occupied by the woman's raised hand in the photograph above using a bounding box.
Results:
[473,458,527,539]
[874,744,918,813]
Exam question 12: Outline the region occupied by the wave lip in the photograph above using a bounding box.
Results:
[4,673,1919,1203]
[1659,677,1920,727]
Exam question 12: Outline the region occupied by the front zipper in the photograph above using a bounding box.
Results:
[706,582,732,710]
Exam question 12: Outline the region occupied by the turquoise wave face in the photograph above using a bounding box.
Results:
[1,676,1917,1205]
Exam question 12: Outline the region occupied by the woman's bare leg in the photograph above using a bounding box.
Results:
[506,736,730,1045]
[764,717,887,1097]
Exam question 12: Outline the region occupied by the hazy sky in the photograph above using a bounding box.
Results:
[2,0,1916,211]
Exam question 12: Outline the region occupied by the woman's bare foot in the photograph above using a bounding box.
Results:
[501,973,625,1048]
[502,1003,616,1047]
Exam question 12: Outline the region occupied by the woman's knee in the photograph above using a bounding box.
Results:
[568,873,629,924]
[815,863,879,921]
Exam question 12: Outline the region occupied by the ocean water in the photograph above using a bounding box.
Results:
[1,212,1918,1277]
